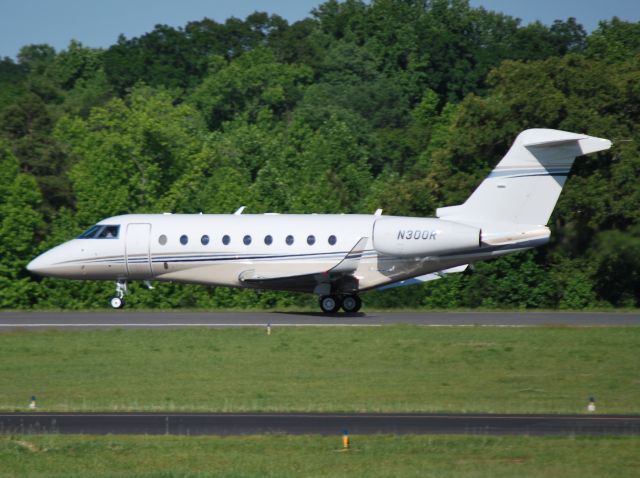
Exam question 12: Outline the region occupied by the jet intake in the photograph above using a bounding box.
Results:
[373,217,481,257]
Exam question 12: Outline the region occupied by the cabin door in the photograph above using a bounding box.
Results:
[125,223,152,277]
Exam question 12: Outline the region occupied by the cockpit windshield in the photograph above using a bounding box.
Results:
[77,225,120,239]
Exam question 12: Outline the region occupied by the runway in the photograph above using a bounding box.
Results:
[1,412,638,436]
[0,311,638,330]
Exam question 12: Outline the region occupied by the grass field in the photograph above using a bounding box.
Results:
[1,434,639,478]
[1,325,639,413]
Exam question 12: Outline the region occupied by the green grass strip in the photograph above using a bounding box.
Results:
[1,435,639,477]
[1,326,639,413]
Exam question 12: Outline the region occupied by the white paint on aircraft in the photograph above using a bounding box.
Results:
[27,129,612,313]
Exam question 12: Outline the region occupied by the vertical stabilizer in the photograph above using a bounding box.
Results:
[436,129,611,226]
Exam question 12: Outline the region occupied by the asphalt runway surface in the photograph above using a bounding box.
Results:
[1,412,638,436]
[0,311,638,330]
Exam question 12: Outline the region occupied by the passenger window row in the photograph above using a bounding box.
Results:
[158,234,337,246]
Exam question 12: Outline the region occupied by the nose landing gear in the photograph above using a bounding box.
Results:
[110,280,127,309]
[110,297,123,309]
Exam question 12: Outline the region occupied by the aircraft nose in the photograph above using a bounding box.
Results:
[26,252,55,276]
[26,241,89,278]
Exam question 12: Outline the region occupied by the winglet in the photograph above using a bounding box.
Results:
[234,206,246,215]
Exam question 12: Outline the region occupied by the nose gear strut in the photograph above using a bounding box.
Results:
[110,280,127,309]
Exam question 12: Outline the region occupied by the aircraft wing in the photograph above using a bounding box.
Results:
[376,264,468,291]
[238,237,369,293]
[327,237,368,274]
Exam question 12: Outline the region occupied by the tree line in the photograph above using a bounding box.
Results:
[1,0,639,309]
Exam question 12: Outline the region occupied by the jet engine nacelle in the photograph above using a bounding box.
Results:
[373,217,481,257]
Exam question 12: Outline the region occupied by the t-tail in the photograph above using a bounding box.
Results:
[436,128,611,247]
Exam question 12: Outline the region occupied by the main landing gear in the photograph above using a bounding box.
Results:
[319,294,362,314]
[110,280,127,309]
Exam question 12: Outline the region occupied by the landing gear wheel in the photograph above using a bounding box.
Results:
[341,295,362,313]
[319,295,341,313]
[111,280,128,309]
[110,297,124,309]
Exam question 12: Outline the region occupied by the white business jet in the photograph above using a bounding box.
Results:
[27,129,611,313]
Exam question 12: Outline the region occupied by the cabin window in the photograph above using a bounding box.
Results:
[307,235,316,245]
[286,235,294,245]
[222,235,230,245]
[201,235,209,245]
[243,235,252,245]
[180,235,189,245]
[328,235,337,245]
[158,235,167,245]
[264,235,273,245]
[78,225,120,239]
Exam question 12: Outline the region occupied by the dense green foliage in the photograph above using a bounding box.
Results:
[2,435,639,478]
[2,326,638,413]
[1,0,639,309]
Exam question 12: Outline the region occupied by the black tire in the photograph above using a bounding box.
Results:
[319,295,341,313]
[341,295,362,313]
